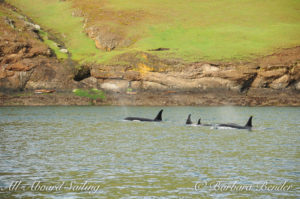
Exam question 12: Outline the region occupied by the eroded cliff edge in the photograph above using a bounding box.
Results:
[0,2,299,106]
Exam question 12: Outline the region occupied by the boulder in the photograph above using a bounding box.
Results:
[87,26,123,51]
[0,66,14,79]
[27,46,51,57]
[251,76,267,88]
[269,75,290,89]
[131,81,142,90]
[142,81,168,90]
[124,71,141,81]
[100,80,128,92]
[60,49,68,54]
[295,81,300,90]
[196,77,240,91]
[2,53,22,64]
[202,64,220,74]
[80,76,98,88]
[290,64,300,81]
[6,62,34,71]
[24,21,41,32]
[259,68,287,78]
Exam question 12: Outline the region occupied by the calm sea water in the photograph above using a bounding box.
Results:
[0,106,299,198]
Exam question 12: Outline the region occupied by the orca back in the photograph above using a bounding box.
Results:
[245,116,253,127]
[186,114,192,125]
[197,118,201,125]
[154,109,163,121]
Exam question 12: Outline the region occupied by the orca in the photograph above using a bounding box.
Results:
[197,118,212,126]
[186,114,193,125]
[124,109,163,122]
[217,116,253,130]
[186,115,212,126]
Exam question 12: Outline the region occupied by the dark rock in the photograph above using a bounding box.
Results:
[149,48,170,51]
[4,16,15,28]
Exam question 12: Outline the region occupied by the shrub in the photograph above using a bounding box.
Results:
[72,88,105,105]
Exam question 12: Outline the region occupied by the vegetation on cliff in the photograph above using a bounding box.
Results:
[6,0,300,64]
[72,88,105,105]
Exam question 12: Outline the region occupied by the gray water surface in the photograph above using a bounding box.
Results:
[0,106,299,198]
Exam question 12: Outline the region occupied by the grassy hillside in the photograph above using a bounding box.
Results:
[7,0,300,63]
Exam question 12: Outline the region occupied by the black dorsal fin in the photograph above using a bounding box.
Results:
[186,114,192,125]
[197,118,201,125]
[154,109,163,121]
[245,116,253,127]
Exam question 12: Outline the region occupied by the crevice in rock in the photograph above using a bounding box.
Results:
[240,73,257,93]
[73,67,91,81]
[20,69,34,91]
[288,79,296,87]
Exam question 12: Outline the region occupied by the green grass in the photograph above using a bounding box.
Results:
[72,88,105,105]
[7,0,101,63]
[117,0,300,61]
[0,10,4,17]
[39,30,68,60]
[7,0,300,63]
[135,23,300,61]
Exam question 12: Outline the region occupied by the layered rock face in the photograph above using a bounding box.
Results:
[88,49,300,95]
[0,4,75,92]
[68,49,299,106]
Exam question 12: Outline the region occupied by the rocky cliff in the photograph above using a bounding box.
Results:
[0,1,299,106]
[0,3,77,92]
[80,48,300,106]
[89,48,300,92]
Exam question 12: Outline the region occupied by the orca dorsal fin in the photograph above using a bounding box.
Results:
[197,118,201,125]
[154,109,163,121]
[186,114,192,125]
[245,116,253,127]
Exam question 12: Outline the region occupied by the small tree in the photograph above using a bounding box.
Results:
[73,88,105,105]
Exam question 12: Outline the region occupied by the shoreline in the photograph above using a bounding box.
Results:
[1,89,299,107]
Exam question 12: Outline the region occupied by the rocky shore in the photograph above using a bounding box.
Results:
[0,2,299,106]
[1,88,299,106]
